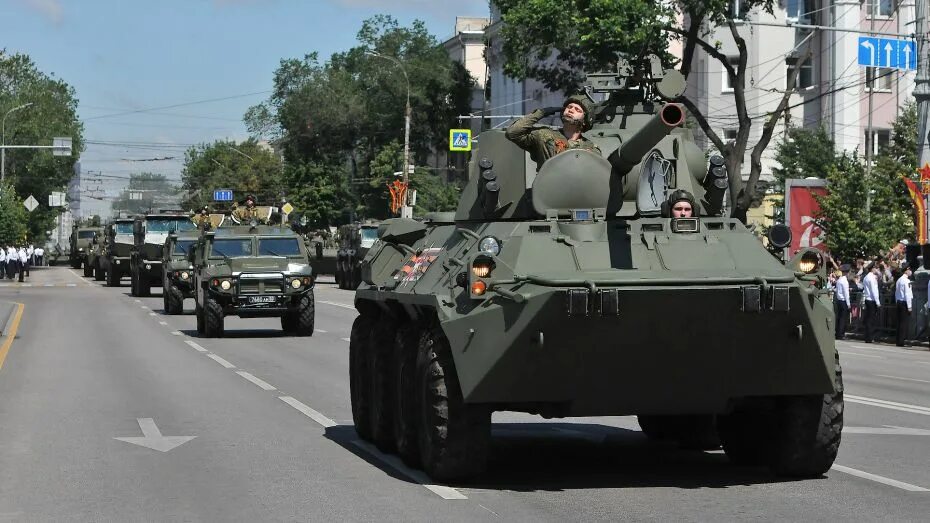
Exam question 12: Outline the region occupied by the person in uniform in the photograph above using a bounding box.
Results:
[231,194,259,224]
[7,246,19,280]
[834,265,851,340]
[505,94,601,171]
[894,265,913,346]
[192,206,212,229]
[665,189,696,218]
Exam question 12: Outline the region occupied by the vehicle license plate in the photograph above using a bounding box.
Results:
[248,295,277,304]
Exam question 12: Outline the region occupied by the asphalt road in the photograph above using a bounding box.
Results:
[1,266,929,521]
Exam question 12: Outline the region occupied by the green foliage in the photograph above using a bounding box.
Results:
[0,50,84,241]
[111,173,179,215]
[0,183,28,245]
[280,161,353,228]
[367,141,461,219]
[180,139,283,210]
[772,126,836,186]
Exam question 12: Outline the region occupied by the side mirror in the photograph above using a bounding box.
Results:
[767,223,792,250]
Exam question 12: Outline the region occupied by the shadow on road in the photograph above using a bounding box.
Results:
[178,328,291,339]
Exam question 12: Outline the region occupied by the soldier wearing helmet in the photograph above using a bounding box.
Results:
[231,194,260,224]
[505,94,601,170]
[192,205,212,229]
[664,189,697,218]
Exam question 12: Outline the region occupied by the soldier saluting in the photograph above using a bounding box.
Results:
[505,94,601,170]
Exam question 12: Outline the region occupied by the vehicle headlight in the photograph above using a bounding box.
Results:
[145,264,151,270]
[115,260,120,264]
[78,248,84,252]
[291,278,302,289]
[799,251,822,274]
[478,236,501,256]
[220,280,231,290]
[180,271,189,280]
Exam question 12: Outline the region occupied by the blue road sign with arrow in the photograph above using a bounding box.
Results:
[858,36,916,70]
[213,189,234,202]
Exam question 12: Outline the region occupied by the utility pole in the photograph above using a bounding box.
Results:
[367,51,413,219]
[865,5,877,218]
[917,0,930,217]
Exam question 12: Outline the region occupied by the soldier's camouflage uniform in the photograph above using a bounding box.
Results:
[231,204,260,224]
[192,214,211,229]
[505,108,601,171]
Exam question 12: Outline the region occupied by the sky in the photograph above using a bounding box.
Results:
[2,0,490,215]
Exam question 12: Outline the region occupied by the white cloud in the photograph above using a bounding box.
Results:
[19,0,63,26]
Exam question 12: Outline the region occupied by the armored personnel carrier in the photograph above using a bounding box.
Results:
[130,213,196,297]
[349,57,842,481]
[336,222,380,289]
[69,225,102,271]
[162,230,200,314]
[100,218,135,287]
[189,224,315,337]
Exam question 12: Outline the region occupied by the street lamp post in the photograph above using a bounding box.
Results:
[367,51,413,218]
[1,102,35,183]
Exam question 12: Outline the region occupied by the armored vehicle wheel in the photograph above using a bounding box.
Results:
[281,314,297,333]
[107,266,119,287]
[350,313,377,441]
[138,278,151,297]
[335,269,344,289]
[392,323,422,467]
[70,258,79,269]
[195,303,205,334]
[352,268,362,290]
[165,284,184,315]
[83,262,93,277]
[203,296,224,338]
[769,353,843,477]
[94,264,106,281]
[717,409,773,467]
[369,318,398,452]
[130,271,139,296]
[416,328,491,481]
[294,292,315,336]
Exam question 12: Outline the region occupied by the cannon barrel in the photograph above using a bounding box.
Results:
[608,103,685,174]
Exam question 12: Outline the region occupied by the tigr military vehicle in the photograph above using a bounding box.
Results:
[190,224,315,337]
[130,213,196,297]
[86,231,106,280]
[162,230,201,314]
[99,218,135,287]
[336,222,380,289]
[349,57,842,482]
[69,225,102,271]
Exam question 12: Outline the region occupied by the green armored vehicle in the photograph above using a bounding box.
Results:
[349,58,842,481]
[162,231,200,314]
[335,222,380,289]
[190,224,315,337]
[86,231,105,280]
[99,218,135,287]
[69,225,101,272]
[130,213,196,297]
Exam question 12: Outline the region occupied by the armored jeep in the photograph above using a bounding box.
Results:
[190,224,315,337]
[162,230,201,314]
[335,222,380,289]
[85,231,105,280]
[130,213,196,297]
[99,218,135,287]
[69,225,102,271]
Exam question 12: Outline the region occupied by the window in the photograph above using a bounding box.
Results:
[172,240,195,255]
[210,239,253,258]
[728,0,745,19]
[866,67,894,91]
[78,230,96,239]
[724,129,738,142]
[786,58,814,90]
[866,129,892,156]
[360,227,379,248]
[867,0,895,18]
[786,0,815,22]
[147,218,196,233]
[722,57,739,92]
[114,223,133,234]
[258,238,301,256]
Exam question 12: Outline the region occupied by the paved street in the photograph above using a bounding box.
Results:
[1,266,929,521]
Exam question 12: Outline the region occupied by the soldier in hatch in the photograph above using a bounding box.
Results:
[192,206,212,229]
[505,94,601,170]
[231,194,260,224]
[665,189,696,218]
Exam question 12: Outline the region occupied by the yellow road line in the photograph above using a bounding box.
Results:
[0,303,25,372]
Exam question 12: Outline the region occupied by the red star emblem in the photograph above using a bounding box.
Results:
[919,163,930,183]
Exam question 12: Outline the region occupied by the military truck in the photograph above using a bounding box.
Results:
[130,213,196,297]
[85,231,106,280]
[69,225,102,271]
[348,58,842,481]
[162,231,200,314]
[190,224,315,337]
[99,218,135,287]
[335,222,380,289]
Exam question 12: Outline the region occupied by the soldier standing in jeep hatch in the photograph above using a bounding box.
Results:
[231,194,260,224]
[505,94,601,171]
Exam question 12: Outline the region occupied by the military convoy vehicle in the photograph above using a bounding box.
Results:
[99,218,135,287]
[162,231,200,314]
[130,213,196,297]
[348,58,842,481]
[335,222,380,289]
[190,224,315,337]
[69,225,102,271]
[86,232,105,280]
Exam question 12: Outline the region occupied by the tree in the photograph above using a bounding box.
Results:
[367,141,461,219]
[0,183,28,245]
[280,162,353,228]
[180,140,283,209]
[0,50,84,240]
[494,0,805,221]
[772,126,836,186]
[110,173,180,215]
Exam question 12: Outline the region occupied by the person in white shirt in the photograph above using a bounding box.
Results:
[5,246,17,280]
[861,264,881,343]
[895,266,913,346]
[17,247,28,279]
[35,246,44,266]
[834,266,851,340]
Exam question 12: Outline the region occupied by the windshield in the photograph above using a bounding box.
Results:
[211,238,252,258]
[172,240,196,255]
[78,231,96,239]
[147,219,196,233]
[114,223,133,234]
[258,238,301,256]
[360,227,379,248]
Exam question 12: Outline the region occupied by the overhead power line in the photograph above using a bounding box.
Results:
[81,90,271,122]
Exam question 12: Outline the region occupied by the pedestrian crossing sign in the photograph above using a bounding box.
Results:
[449,129,472,152]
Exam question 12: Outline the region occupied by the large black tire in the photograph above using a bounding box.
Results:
[130,270,139,297]
[350,313,378,441]
[416,328,491,482]
[203,296,224,338]
[70,258,79,269]
[295,292,315,336]
[107,265,120,287]
[83,261,93,277]
[769,353,844,477]
[637,415,720,450]
[717,408,774,467]
[281,313,297,333]
[369,318,398,452]
[195,303,205,334]
[335,268,344,289]
[352,267,362,290]
[138,277,151,297]
[393,323,422,467]
[165,284,184,315]
[94,262,106,281]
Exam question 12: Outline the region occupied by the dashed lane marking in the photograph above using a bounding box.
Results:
[318,300,356,311]
[315,329,327,333]
[184,340,208,353]
[846,394,930,416]
[237,371,277,391]
[351,440,469,500]
[278,396,336,428]
[171,331,183,336]
[159,321,168,326]
[876,374,930,384]
[340,337,351,342]
[148,312,157,316]
[134,299,141,303]
[832,464,930,492]
[206,353,236,369]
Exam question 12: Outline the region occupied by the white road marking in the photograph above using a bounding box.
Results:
[171,331,183,336]
[149,312,157,316]
[134,299,141,303]
[206,353,236,369]
[340,337,351,342]
[844,425,930,436]
[278,396,336,428]
[184,340,208,353]
[140,305,150,310]
[846,394,930,416]
[838,352,884,359]
[876,374,930,384]
[66,283,76,287]
[315,329,327,333]
[20,284,31,287]
[43,284,53,287]
[352,440,468,500]
[318,300,356,310]
[832,464,930,492]
[237,371,277,391]
[113,418,196,453]
[159,321,168,326]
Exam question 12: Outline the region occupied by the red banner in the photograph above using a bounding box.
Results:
[903,176,927,244]
[788,185,828,255]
